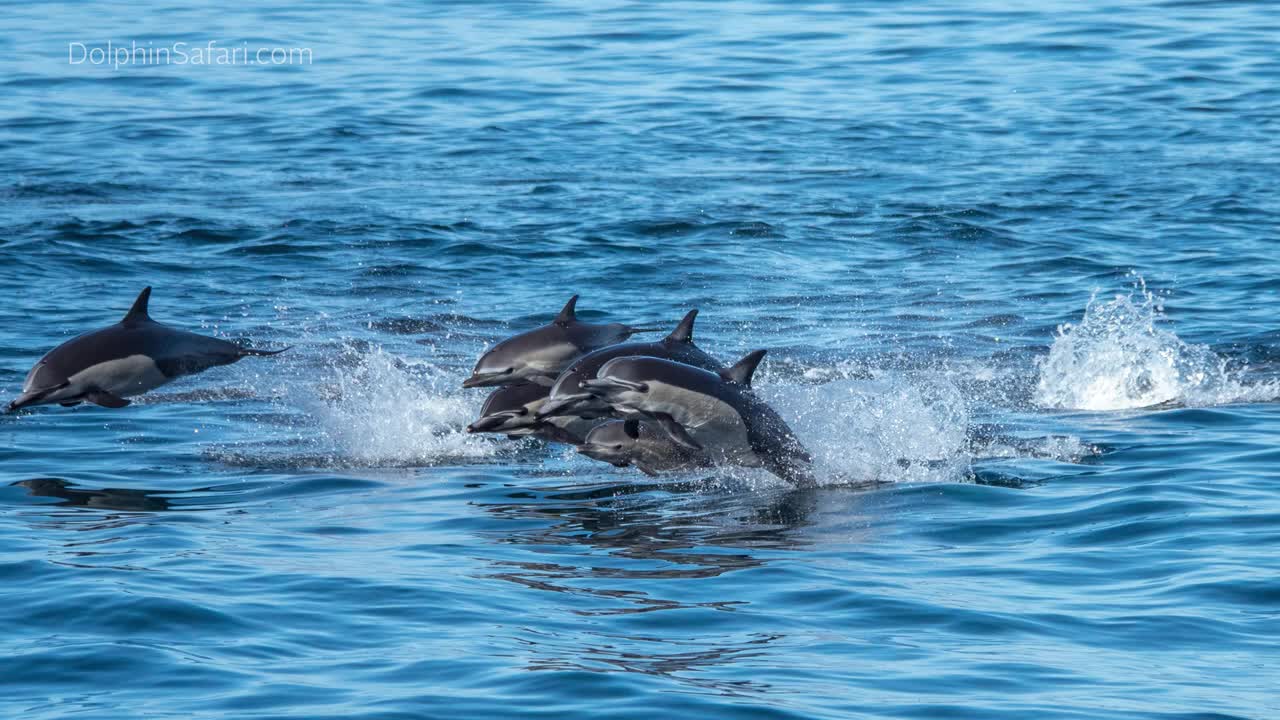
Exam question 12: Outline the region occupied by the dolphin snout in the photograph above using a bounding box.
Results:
[462,369,516,389]
[467,414,507,433]
[6,392,39,413]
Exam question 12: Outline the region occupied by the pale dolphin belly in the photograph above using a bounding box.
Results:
[68,354,171,398]
[634,381,762,467]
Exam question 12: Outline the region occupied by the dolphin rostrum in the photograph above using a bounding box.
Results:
[465,382,598,445]
[581,350,815,487]
[7,287,287,412]
[537,309,721,421]
[461,295,653,389]
[576,418,712,477]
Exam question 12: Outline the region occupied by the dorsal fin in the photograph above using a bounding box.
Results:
[122,287,153,324]
[623,418,640,439]
[555,295,579,325]
[720,349,766,387]
[665,309,698,344]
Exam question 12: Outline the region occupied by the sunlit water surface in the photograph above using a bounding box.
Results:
[2,1,1278,718]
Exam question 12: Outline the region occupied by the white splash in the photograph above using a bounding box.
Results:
[305,346,498,466]
[1035,282,1277,411]
[764,368,972,485]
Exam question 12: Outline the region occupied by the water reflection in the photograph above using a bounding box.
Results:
[13,478,175,512]
[518,628,784,696]
[479,477,885,695]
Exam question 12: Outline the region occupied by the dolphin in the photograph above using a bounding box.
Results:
[537,309,721,421]
[581,350,815,487]
[577,419,712,477]
[7,287,287,412]
[465,382,598,445]
[461,295,653,389]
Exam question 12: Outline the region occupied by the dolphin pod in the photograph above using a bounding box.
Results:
[463,296,815,486]
[581,352,815,487]
[536,309,720,421]
[7,287,286,412]
[11,289,814,486]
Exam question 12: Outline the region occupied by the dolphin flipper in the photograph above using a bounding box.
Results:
[85,389,131,408]
[652,413,702,451]
[535,423,588,445]
[633,463,661,478]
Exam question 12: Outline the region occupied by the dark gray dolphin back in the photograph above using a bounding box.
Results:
[464,295,655,388]
[541,309,719,418]
[478,382,550,416]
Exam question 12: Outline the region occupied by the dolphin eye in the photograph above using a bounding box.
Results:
[614,443,624,450]
[517,408,529,416]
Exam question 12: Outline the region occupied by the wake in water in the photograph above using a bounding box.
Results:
[211,344,500,469]
[211,338,1104,485]
[1035,280,1279,411]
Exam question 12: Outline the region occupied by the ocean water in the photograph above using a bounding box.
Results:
[2,1,1278,717]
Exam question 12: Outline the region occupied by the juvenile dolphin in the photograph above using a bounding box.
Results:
[537,309,720,421]
[466,382,597,445]
[7,287,287,412]
[462,295,653,389]
[577,419,712,476]
[582,351,815,487]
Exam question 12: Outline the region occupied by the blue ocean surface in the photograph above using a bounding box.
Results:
[1,1,1278,718]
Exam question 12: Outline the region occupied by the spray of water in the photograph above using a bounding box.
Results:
[1035,281,1277,411]
[763,368,972,486]
[302,346,498,465]
[212,343,501,469]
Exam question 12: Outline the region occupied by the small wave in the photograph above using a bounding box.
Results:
[1035,280,1279,411]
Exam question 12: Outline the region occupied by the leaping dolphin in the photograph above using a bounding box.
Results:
[576,418,712,476]
[537,309,721,421]
[7,287,287,412]
[461,295,653,389]
[582,350,815,487]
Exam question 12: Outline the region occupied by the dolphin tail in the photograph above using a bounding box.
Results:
[238,346,291,357]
